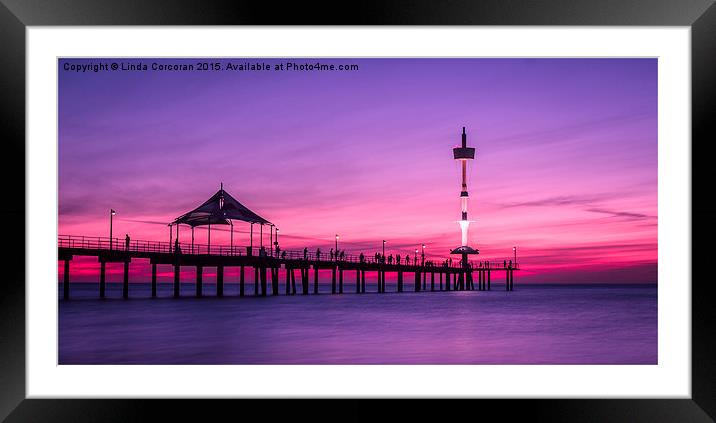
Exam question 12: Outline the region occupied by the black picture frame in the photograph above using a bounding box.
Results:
[1,0,713,421]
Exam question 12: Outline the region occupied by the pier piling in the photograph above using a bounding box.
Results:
[260,267,267,296]
[361,270,366,293]
[63,259,70,300]
[301,268,309,295]
[431,271,435,292]
[151,263,156,297]
[291,268,297,295]
[356,269,360,293]
[100,261,106,298]
[239,265,245,297]
[254,267,259,296]
[196,265,203,297]
[313,265,319,294]
[173,264,180,297]
[397,269,403,292]
[122,260,129,299]
[285,266,291,295]
[339,267,343,294]
[217,265,224,297]
[331,267,337,294]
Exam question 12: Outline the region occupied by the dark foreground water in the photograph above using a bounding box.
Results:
[59,283,656,364]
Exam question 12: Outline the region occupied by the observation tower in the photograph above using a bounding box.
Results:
[450,127,478,289]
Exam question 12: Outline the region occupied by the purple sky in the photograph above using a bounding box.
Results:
[59,58,657,283]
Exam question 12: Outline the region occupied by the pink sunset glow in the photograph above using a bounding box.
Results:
[58,58,657,283]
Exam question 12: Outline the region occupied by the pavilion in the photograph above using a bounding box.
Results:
[169,183,273,255]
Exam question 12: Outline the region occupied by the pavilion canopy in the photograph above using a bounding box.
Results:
[172,186,271,227]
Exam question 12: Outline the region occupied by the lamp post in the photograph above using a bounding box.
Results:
[382,240,386,260]
[415,248,418,265]
[109,209,116,250]
[421,244,425,265]
[335,234,339,261]
[513,246,517,267]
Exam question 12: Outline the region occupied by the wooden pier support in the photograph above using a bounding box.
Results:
[339,267,343,294]
[271,267,279,296]
[99,261,106,298]
[415,271,421,292]
[444,272,449,291]
[196,265,203,297]
[239,265,245,297]
[488,270,491,290]
[422,271,427,291]
[291,268,297,295]
[301,268,309,295]
[314,265,319,294]
[217,265,224,297]
[285,266,291,295]
[331,267,337,294]
[377,270,383,293]
[397,269,403,292]
[431,271,435,292]
[361,270,366,293]
[63,259,70,300]
[260,267,267,296]
[122,260,129,299]
[173,264,180,297]
[510,269,514,291]
[254,267,259,296]
[356,269,361,293]
[506,270,510,291]
[151,263,157,297]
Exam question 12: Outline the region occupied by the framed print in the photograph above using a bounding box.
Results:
[2,0,714,421]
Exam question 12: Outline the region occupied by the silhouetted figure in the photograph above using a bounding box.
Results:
[509,260,512,269]
[316,248,321,261]
[303,247,308,260]
[125,234,130,251]
[174,238,181,255]
[396,255,401,264]
[388,254,393,264]
[259,247,266,257]
[275,245,281,258]
[504,260,507,268]
[359,252,365,263]
[339,251,345,261]
[406,255,411,265]
[330,248,334,261]
[281,250,287,259]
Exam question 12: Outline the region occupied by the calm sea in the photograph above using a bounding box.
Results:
[59,282,657,364]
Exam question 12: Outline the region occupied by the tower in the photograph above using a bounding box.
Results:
[450,127,478,289]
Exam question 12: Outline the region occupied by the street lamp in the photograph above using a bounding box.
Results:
[335,234,339,260]
[513,246,517,267]
[415,248,418,265]
[382,240,386,260]
[421,244,425,265]
[109,209,116,250]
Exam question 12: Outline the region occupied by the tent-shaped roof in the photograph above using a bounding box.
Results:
[172,185,271,227]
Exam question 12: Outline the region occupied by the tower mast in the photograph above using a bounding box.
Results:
[451,127,479,289]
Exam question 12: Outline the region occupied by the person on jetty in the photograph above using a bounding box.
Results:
[303,247,308,260]
[388,254,393,265]
[359,252,365,263]
[275,245,281,258]
[174,238,181,255]
[396,254,401,265]
[316,248,321,261]
[406,255,411,265]
[330,248,334,261]
[339,251,345,261]
[125,234,130,251]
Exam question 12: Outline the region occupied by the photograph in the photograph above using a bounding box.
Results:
[57,57,657,365]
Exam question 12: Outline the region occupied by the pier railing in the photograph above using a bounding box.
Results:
[58,234,520,270]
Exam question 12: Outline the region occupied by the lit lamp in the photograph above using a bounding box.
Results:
[335,234,339,260]
[109,209,116,250]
